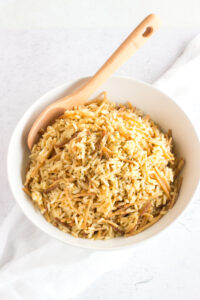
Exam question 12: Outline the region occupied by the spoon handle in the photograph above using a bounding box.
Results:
[60,13,161,105]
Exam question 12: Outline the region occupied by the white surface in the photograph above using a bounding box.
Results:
[0,28,200,299]
[0,0,200,29]
[7,74,200,249]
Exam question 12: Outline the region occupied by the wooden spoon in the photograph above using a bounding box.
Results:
[27,14,161,150]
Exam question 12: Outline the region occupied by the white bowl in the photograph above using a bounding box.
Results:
[7,76,200,250]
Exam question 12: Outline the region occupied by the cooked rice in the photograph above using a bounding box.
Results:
[24,92,184,239]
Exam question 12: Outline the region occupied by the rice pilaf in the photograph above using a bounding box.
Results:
[24,93,184,239]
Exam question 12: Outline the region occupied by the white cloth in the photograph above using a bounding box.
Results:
[154,35,200,135]
[1,35,200,300]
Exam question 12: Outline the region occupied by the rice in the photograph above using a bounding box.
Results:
[24,92,184,239]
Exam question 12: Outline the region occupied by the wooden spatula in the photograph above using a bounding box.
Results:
[27,14,161,150]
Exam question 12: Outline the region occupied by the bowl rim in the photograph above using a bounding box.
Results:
[7,75,200,250]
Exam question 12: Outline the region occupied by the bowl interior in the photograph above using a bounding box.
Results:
[7,76,200,249]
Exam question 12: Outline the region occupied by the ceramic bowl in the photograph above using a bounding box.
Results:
[7,76,200,249]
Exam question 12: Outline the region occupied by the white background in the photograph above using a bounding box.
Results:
[0,0,200,29]
[0,1,200,300]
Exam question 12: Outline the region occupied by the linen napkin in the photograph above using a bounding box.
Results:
[1,35,200,300]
